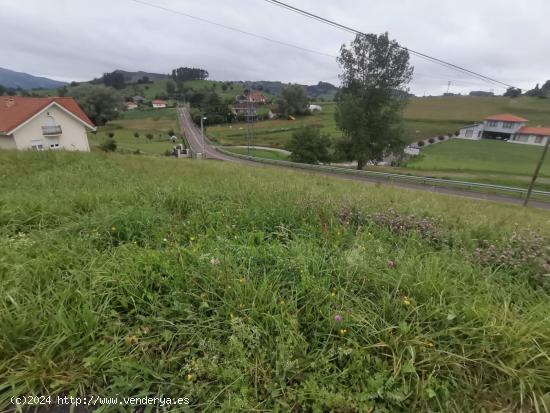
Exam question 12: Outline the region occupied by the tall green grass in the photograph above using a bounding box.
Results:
[0,151,549,412]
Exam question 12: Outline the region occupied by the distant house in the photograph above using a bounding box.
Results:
[0,96,94,152]
[510,127,550,146]
[457,114,548,146]
[133,95,146,103]
[126,101,138,110]
[237,90,266,105]
[151,99,167,109]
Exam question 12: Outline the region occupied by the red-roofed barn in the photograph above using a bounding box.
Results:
[0,96,95,151]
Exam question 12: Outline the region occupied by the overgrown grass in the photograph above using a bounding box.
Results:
[1,151,549,412]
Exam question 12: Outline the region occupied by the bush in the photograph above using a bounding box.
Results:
[134,132,139,138]
[454,130,459,136]
[99,138,117,152]
[287,126,332,164]
[428,138,436,144]
[146,133,153,140]
[417,140,425,147]
[438,136,445,141]
[168,130,175,136]
[447,132,453,138]
[108,132,115,138]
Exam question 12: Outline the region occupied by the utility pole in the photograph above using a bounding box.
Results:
[446,81,451,94]
[524,137,550,206]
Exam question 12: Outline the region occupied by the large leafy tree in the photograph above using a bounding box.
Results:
[335,32,413,170]
[276,84,308,117]
[68,85,125,126]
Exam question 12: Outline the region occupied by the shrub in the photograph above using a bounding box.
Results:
[438,136,445,141]
[168,130,175,136]
[454,130,459,136]
[134,132,139,138]
[99,138,117,152]
[447,132,453,138]
[428,138,435,144]
[417,140,425,147]
[108,132,115,138]
[146,133,153,140]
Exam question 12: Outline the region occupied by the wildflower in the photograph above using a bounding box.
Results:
[186,374,193,382]
[111,226,117,232]
[229,312,235,319]
[331,292,336,297]
[279,299,285,305]
[190,236,195,241]
[239,278,245,283]
[210,257,220,265]
[403,296,411,306]
[339,328,347,336]
[426,342,434,348]
[239,303,245,309]
[163,238,168,243]
[334,314,343,323]
[387,260,396,269]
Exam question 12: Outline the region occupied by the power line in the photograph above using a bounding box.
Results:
[263,0,517,89]
[128,0,336,59]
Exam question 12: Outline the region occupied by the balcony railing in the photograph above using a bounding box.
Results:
[42,125,62,135]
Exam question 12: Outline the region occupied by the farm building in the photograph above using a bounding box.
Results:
[152,99,167,109]
[0,96,94,151]
[458,114,548,146]
[126,101,138,110]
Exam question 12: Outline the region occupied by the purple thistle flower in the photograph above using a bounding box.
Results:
[334,314,343,323]
[387,260,396,268]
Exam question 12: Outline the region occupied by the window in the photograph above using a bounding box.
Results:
[50,143,60,149]
[502,122,514,129]
[535,136,544,144]
[487,120,498,127]
[465,129,473,137]
[516,135,529,142]
[30,139,44,151]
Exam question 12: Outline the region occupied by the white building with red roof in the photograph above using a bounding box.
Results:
[0,96,95,151]
[151,99,167,109]
[457,113,548,146]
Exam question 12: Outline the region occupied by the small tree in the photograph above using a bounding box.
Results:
[134,132,139,138]
[108,132,115,138]
[287,126,332,164]
[166,80,176,96]
[504,87,522,98]
[276,84,308,117]
[146,133,153,140]
[99,138,117,152]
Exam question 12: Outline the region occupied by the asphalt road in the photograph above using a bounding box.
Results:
[177,108,550,210]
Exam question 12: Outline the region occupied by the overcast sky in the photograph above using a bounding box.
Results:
[3,0,549,95]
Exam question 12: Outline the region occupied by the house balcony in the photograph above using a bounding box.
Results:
[42,125,62,136]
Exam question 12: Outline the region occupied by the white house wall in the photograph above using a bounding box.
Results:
[0,135,17,149]
[457,125,482,140]
[509,134,548,146]
[482,120,526,135]
[12,105,90,151]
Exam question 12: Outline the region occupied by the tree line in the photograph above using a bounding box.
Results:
[171,67,209,82]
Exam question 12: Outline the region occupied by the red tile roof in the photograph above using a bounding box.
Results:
[484,113,528,122]
[152,99,167,104]
[0,96,94,134]
[517,126,550,136]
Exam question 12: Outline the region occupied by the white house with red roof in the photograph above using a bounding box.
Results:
[0,96,95,152]
[457,113,548,146]
[151,99,167,109]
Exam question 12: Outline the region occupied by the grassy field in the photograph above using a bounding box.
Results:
[208,96,550,149]
[407,139,550,176]
[88,108,183,155]
[1,150,549,412]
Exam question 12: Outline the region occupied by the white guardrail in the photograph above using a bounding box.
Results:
[215,147,550,200]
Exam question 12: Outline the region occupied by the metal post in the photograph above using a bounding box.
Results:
[524,136,550,206]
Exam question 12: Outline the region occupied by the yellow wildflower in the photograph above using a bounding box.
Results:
[186,374,193,382]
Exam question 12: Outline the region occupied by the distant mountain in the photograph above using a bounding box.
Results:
[0,67,67,90]
[241,80,339,99]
